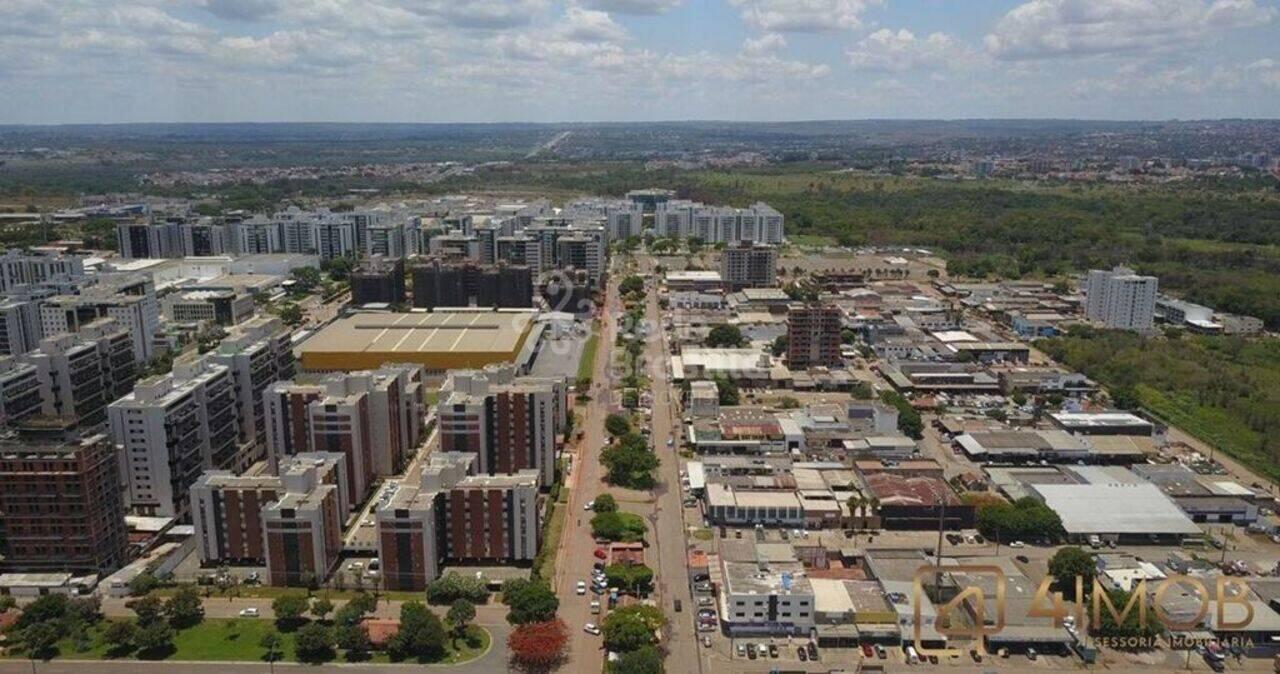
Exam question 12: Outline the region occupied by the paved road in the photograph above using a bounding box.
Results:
[637,255,703,674]
[554,271,619,673]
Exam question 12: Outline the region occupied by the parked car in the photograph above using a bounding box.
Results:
[1027,648,1038,661]
[594,548,607,559]
[768,643,778,658]
[702,636,711,648]
[1009,541,1026,548]
[971,648,983,662]
[576,581,587,595]
[692,572,710,582]
[874,644,886,659]
[745,643,756,660]
[674,599,682,613]
[238,608,259,618]
[584,500,595,511]
[584,623,601,635]
[861,644,874,658]
[806,642,818,660]
[797,647,807,661]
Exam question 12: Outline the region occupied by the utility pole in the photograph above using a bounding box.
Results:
[933,498,948,599]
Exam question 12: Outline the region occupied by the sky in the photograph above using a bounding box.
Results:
[2,0,1278,124]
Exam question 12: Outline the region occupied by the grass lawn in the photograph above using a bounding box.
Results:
[787,234,837,247]
[152,586,425,602]
[8,618,489,665]
[576,322,600,384]
[535,500,568,581]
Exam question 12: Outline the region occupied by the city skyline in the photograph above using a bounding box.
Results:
[2,0,1278,124]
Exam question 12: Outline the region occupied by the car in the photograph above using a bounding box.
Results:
[667,438,674,447]
[1015,554,1030,563]
[674,599,682,613]
[697,609,716,619]
[861,644,874,657]
[697,596,713,606]
[367,559,379,570]
[768,643,778,658]
[584,623,601,635]
[702,636,712,648]
[697,621,716,632]
[806,642,818,660]
[694,582,712,592]
[238,608,260,617]
[928,654,939,664]
[593,561,605,571]
[692,572,710,582]
[757,644,769,657]
[594,548,607,559]
[1027,648,1038,660]
[590,600,601,615]
[745,643,757,660]
[347,561,364,571]
[736,644,746,657]
[970,648,984,662]
[576,581,587,595]
[973,534,985,544]
[875,644,886,659]
[584,500,594,511]
[1008,541,1026,548]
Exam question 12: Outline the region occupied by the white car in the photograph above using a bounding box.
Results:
[584,623,601,635]
[584,500,594,511]
[238,608,260,618]
[1008,541,1026,548]
[576,581,587,595]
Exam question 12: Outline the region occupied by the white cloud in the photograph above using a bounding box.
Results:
[728,0,881,33]
[577,0,684,15]
[561,7,628,42]
[200,0,280,22]
[846,28,977,71]
[743,32,786,55]
[986,0,1276,60]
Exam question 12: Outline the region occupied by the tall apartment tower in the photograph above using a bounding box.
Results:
[107,356,240,519]
[786,304,843,370]
[207,317,296,469]
[23,318,137,427]
[0,432,127,573]
[720,242,778,291]
[1084,267,1158,331]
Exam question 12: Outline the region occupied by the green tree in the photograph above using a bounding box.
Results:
[770,334,789,357]
[613,645,665,674]
[293,622,334,663]
[1093,589,1160,644]
[164,586,205,628]
[21,621,62,659]
[16,594,69,629]
[135,620,175,657]
[446,599,476,643]
[388,602,446,661]
[713,376,740,406]
[591,511,648,542]
[128,573,161,597]
[604,564,655,594]
[310,596,335,622]
[260,630,283,662]
[501,578,560,625]
[290,267,322,292]
[601,435,659,489]
[271,592,309,628]
[705,324,747,348]
[103,620,138,655]
[426,572,490,605]
[605,413,633,437]
[125,595,164,627]
[602,605,665,653]
[277,302,304,326]
[1048,547,1096,602]
[334,623,371,660]
[592,493,618,513]
[878,390,923,439]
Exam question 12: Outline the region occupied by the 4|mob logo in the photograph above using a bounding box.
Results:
[911,564,1255,658]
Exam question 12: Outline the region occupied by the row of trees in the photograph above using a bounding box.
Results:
[602,431,660,489]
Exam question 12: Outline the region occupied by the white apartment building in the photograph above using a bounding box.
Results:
[208,317,296,466]
[179,221,230,257]
[37,276,161,362]
[0,299,42,356]
[655,201,784,244]
[108,356,240,519]
[0,357,43,426]
[116,221,183,258]
[365,222,406,259]
[0,250,87,293]
[312,219,357,260]
[1085,267,1158,331]
[720,242,778,290]
[229,218,282,255]
[23,319,136,427]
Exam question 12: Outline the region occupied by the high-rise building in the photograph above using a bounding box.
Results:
[653,200,784,244]
[0,298,43,356]
[163,290,256,326]
[0,432,127,574]
[262,482,343,587]
[208,317,296,465]
[364,222,405,259]
[313,219,357,260]
[786,304,843,370]
[180,220,230,257]
[437,364,567,488]
[264,365,423,498]
[477,263,534,309]
[351,257,406,305]
[720,242,778,291]
[1084,267,1158,332]
[555,231,606,287]
[23,319,136,427]
[37,275,161,362]
[377,452,539,590]
[412,258,471,309]
[107,356,240,519]
[0,249,86,293]
[0,358,42,426]
[229,217,282,255]
[116,221,183,258]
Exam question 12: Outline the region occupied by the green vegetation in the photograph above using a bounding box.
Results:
[1093,589,1159,646]
[705,324,748,348]
[605,413,633,437]
[591,511,648,543]
[1047,547,1096,602]
[592,493,618,513]
[426,572,490,605]
[501,578,560,625]
[1038,330,1280,484]
[602,604,665,654]
[712,375,740,406]
[976,497,1064,543]
[878,390,923,439]
[577,322,600,389]
[601,433,660,489]
[604,564,655,594]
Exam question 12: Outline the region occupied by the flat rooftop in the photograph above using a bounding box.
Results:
[1032,482,1201,536]
[299,309,536,371]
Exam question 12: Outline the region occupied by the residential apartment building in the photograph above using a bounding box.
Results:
[107,356,240,519]
[554,231,606,286]
[0,357,42,426]
[787,304,843,370]
[0,298,42,356]
[0,249,86,293]
[365,222,406,259]
[411,259,532,309]
[720,242,778,291]
[1084,266,1158,331]
[262,481,343,587]
[208,317,296,463]
[351,257,406,305]
[0,432,127,574]
[377,453,539,591]
[116,221,182,258]
[37,275,161,362]
[23,319,136,427]
[190,452,347,566]
[180,220,231,257]
[654,200,784,244]
[312,219,357,260]
[437,364,567,488]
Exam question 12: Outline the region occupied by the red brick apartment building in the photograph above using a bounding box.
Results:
[0,432,127,573]
[787,303,844,369]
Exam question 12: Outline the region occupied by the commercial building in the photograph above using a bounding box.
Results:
[107,356,240,519]
[666,271,724,293]
[351,256,406,306]
[163,290,255,326]
[116,221,182,259]
[554,232,606,286]
[1031,481,1201,543]
[720,554,815,635]
[437,364,568,487]
[298,309,539,375]
[37,275,160,362]
[1084,266,1158,331]
[689,380,720,418]
[377,453,539,591]
[0,433,127,574]
[787,304,843,370]
[720,242,778,291]
[859,472,974,530]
